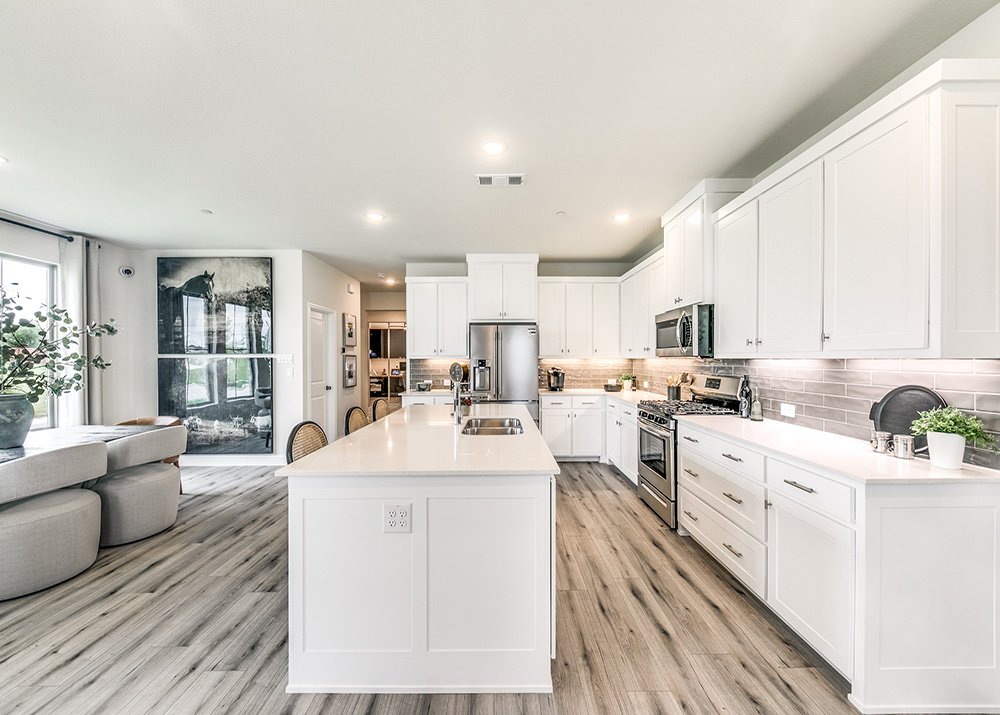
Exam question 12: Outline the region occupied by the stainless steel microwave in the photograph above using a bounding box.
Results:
[655,304,714,358]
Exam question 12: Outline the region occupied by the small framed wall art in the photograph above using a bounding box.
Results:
[343,354,358,388]
[343,313,357,347]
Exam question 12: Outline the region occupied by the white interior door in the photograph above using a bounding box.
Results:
[308,307,336,436]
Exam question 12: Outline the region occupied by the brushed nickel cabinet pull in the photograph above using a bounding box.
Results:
[723,492,743,505]
[683,468,699,478]
[683,436,699,443]
[783,479,816,494]
[683,510,698,522]
[723,543,743,558]
[722,453,743,463]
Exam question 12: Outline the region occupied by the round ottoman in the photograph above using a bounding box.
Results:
[0,489,101,601]
[89,462,180,546]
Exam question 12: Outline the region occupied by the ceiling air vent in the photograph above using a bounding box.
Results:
[476,174,526,186]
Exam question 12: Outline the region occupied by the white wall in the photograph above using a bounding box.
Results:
[757,4,1000,180]
[301,251,363,440]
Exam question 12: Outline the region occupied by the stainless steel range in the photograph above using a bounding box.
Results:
[637,374,740,528]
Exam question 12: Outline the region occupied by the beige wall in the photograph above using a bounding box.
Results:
[301,251,363,439]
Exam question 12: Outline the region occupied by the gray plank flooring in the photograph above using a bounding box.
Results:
[0,462,869,714]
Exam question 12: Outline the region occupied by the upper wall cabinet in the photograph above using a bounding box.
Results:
[823,100,928,352]
[661,179,751,309]
[716,162,824,356]
[620,252,666,358]
[537,278,620,358]
[713,60,1000,358]
[467,254,538,321]
[406,277,468,359]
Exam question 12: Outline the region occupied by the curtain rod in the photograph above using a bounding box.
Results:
[0,215,75,242]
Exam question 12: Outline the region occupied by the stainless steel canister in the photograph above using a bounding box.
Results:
[893,434,915,459]
[871,430,893,453]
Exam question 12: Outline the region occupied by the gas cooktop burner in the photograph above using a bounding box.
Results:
[638,399,737,424]
[639,399,737,415]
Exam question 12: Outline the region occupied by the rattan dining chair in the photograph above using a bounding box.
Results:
[286,421,328,463]
[345,406,369,435]
[371,398,389,422]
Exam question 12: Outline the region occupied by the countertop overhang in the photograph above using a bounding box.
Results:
[277,404,559,478]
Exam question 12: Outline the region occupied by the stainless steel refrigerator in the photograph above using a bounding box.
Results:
[468,323,539,422]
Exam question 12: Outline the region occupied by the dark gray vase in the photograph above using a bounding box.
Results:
[0,394,34,448]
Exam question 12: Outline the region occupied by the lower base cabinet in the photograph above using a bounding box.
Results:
[605,399,638,484]
[541,396,603,459]
[766,491,854,677]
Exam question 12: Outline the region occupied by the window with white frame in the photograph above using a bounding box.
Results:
[0,254,56,429]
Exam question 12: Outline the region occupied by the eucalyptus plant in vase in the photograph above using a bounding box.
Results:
[911,406,997,470]
[0,285,117,448]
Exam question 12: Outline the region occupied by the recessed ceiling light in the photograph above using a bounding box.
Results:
[366,212,385,222]
[481,140,506,156]
[614,213,631,222]
[385,278,396,285]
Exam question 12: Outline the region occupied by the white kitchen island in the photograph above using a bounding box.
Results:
[276,404,559,694]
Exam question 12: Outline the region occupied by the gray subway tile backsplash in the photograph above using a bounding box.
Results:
[410,355,1000,470]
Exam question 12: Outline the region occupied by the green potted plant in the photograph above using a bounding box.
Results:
[910,406,997,470]
[620,373,635,392]
[0,286,117,448]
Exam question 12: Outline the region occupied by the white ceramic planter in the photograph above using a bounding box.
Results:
[926,431,966,470]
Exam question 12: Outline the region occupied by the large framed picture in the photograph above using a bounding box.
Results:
[343,354,358,388]
[156,257,272,354]
[343,313,357,347]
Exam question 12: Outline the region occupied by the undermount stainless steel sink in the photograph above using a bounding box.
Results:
[461,417,523,435]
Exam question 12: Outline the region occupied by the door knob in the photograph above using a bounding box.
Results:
[325,385,332,391]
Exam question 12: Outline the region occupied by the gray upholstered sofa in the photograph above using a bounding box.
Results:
[0,425,187,601]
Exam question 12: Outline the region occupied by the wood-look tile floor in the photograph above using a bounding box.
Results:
[0,462,866,715]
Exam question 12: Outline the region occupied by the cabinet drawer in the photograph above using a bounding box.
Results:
[767,459,854,524]
[678,452,766,542]
[606,400,620,416]
[572,395,603,408]
[676,424,765,482]
[619,403,637,423]
[540,395,570,408]
[679,488,766,599]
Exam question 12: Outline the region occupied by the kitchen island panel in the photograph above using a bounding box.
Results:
[287,472,554,693]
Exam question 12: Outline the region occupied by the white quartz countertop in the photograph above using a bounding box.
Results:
[676,414,1000,485]
[277,404,559,478]
[399,389,453,396]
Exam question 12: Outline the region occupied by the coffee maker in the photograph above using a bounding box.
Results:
[547,367,565,391]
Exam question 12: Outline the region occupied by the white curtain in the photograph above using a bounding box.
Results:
[56,237,104,425]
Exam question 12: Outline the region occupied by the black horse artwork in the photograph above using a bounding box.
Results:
[157,270,216,353]
[156,257,273,455]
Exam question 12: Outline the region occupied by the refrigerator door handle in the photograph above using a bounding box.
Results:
[496,329,502,399]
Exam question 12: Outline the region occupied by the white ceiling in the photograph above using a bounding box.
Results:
[1,1,997,287]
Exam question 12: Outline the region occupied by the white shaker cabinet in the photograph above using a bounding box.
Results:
[714,202,759,357]
[406,278,468,359]
[715,164,823,357]
[537,279,618,358]
[767,490,854,678]
[619,273,636,356]
[620,253,664,359]
[757,162,824,353]
[467,255,538,321]
[591,281,620,357]
[540,394,602,459]
[662,179,751,309]
[823,99,929,352]
[540,407,572,457]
